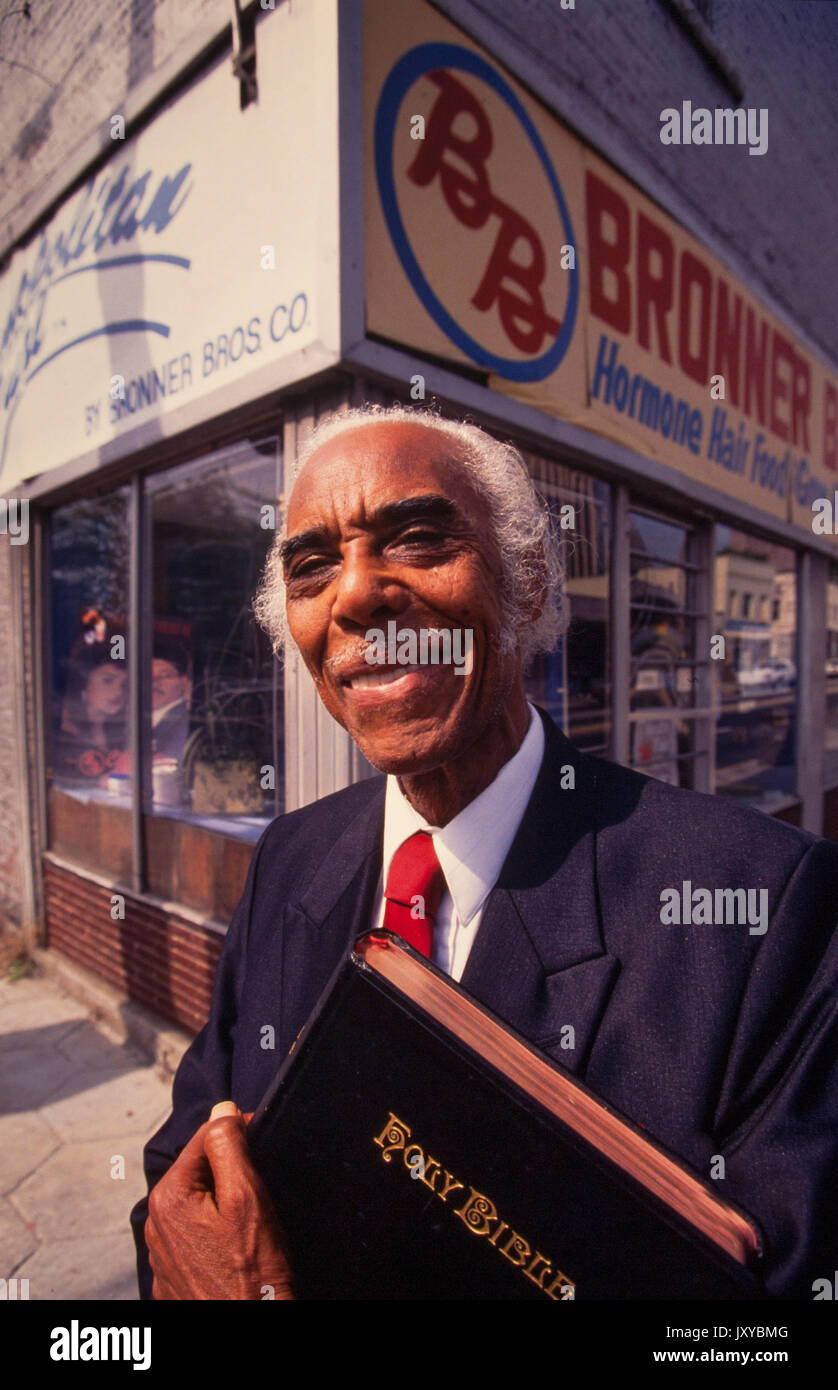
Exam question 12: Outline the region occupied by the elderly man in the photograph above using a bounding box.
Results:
[132,405,838,1301]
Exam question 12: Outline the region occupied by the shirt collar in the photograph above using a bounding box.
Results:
[152,697,186,727]
[381,702,545,927]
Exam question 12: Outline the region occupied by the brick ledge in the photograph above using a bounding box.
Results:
[31,945,192,1079]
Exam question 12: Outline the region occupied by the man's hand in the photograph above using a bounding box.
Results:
[145,1101,294,1300]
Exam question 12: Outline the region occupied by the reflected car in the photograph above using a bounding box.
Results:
[738,659,796,691]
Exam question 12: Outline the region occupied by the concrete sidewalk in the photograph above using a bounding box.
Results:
[0,965,179,1300]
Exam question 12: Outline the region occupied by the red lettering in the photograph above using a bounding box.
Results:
[713,280,742,408]
[744,308,768,427]
[586,170,631,334]
[825,381,838,473]
[678,249,712,386]
[471,198,560,353]
[769,330,795,442]
[407,70,493,229]
[636,213,673,363]
[791,352,811,451]
[410,69,560,355]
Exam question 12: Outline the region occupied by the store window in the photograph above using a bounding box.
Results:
[47,489,132,879]
[144,438,280,914]
[522,452,611,755]
[46,434,283,922]
[628,507,709,791]
[713,527,797,813]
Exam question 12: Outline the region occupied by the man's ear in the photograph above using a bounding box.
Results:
[518,543,550,624]
[522,574,547,624]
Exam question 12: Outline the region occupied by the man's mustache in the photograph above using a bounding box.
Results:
[323,629,470,680]
[323,644,379,680]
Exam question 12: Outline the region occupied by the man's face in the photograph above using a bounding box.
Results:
[152,659,188,710]
[282,422,520,776]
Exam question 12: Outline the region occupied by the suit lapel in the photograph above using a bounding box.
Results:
[461,710,620,1074]
[278,782,385,1050]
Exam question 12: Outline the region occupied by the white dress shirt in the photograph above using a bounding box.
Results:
[151,697,184,727]
[371,703,545,981]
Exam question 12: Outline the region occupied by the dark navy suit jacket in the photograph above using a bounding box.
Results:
[131,709,838,1298]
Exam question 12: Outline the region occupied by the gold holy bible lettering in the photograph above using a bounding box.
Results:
[373,1110,576,1300]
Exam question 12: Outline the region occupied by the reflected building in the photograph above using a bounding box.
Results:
[714,550,774,676]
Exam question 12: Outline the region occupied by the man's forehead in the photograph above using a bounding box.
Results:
[287,421,483,527]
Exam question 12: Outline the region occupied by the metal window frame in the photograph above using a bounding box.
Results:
[129,475,146,895]
[797,549,826,830]
[609,483,631,768]
[8,532,41,947]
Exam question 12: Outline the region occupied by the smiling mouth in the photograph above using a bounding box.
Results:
[337,663,463,703]
[345,664,424,691]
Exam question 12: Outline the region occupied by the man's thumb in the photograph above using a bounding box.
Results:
[204,1100,254,1210]
[210,1101,240,1122]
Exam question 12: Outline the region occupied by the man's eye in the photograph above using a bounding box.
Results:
[392,528,445,546]
[288,556,332,580]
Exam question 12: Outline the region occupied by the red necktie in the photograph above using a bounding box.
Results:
[382,831,446,958]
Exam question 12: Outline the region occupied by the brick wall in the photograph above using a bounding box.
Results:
[0,0,230,254]
[44,859,222,1034]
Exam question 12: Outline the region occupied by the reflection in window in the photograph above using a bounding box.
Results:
[521,452,610,755]
[146,438,281,841]
[49,493,131,789]
[628,509,706,789]
[47,490,132,877]
[714,527,796,813]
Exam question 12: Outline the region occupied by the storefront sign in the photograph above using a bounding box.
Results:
[0,0,339,491]
[364,0,838,540]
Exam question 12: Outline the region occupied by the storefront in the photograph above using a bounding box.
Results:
[2,0,837,1034]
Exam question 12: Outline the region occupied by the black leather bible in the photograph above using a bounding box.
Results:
[246,930,766,1300]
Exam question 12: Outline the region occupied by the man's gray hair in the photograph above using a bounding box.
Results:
[252,405,567,668]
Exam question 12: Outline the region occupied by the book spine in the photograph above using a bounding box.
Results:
[248,950,361,1137]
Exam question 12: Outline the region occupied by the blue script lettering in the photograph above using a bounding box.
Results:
[0,159,193,475]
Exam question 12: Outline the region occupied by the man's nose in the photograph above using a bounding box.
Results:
[330,550,410,628]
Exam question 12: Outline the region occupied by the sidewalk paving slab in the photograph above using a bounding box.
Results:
[0,968,178,1301]
[13,1234,143,1301]
[0,1111,61,1192]
[11,1136,153,1244]
[0,1194,38,1272]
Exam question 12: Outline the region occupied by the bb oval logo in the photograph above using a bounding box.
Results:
[374,42,578,383]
